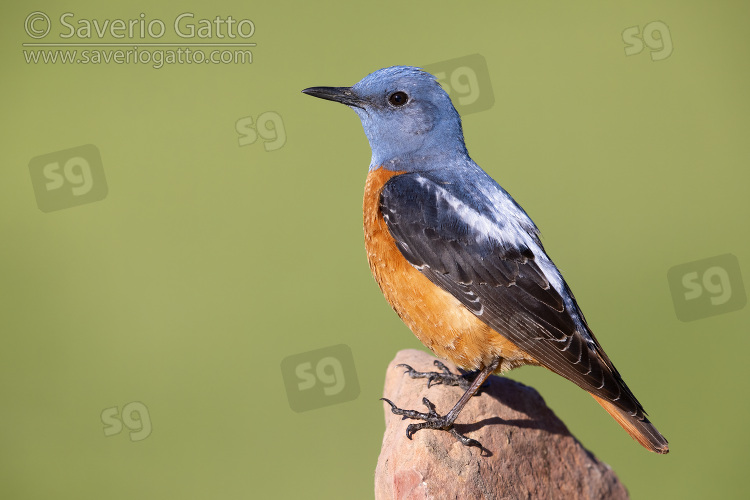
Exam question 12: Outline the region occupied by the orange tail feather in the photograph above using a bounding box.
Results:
[591,394,669,454]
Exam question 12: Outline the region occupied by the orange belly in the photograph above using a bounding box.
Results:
[363,167,538,373]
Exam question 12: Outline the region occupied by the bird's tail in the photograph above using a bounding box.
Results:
[591,394,669,454]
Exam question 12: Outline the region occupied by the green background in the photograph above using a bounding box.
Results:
[2,1,749,498]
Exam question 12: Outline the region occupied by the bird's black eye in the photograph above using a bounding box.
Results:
[388,91,408,106]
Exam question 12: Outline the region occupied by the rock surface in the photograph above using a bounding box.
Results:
[374,349,629,500]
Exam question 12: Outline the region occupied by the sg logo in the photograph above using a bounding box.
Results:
[423,54,494,116]
[281,344,360,412]
[28,144,108,212]
[236,111,286,151]
[622,21,673,61]
[101,401,152,442]
[668,254,746,322]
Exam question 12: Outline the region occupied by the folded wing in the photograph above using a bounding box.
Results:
[379,172,650,422]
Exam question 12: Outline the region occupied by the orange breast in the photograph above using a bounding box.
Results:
[363,167,538,372]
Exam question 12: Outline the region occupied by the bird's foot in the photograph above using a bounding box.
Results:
[381,397,481,448]
[396,360,484,393]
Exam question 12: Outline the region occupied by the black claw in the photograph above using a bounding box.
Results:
[434,360,452,374]
[450,428,481,448]
[405,424,416,440]
[380,398,396,410]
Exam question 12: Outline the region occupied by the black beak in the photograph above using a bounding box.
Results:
[302,86,365,109]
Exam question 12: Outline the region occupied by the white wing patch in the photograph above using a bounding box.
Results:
[415,174,568,300]
[416,176,526,248]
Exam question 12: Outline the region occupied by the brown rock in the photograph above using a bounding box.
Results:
[374,349,629,500]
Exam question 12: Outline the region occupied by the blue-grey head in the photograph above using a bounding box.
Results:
[303,66,468,170]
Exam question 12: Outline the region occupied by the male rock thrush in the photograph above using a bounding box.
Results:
[302,66,668,453]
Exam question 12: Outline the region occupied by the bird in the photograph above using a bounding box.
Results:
[302,66,669,454]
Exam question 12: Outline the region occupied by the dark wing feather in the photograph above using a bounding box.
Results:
[380,172,646,418]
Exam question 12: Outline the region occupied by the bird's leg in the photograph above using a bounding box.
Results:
[382,358,500,447]
[396,360,486,393]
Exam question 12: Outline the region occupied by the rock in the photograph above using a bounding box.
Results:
[374,349,629,500]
